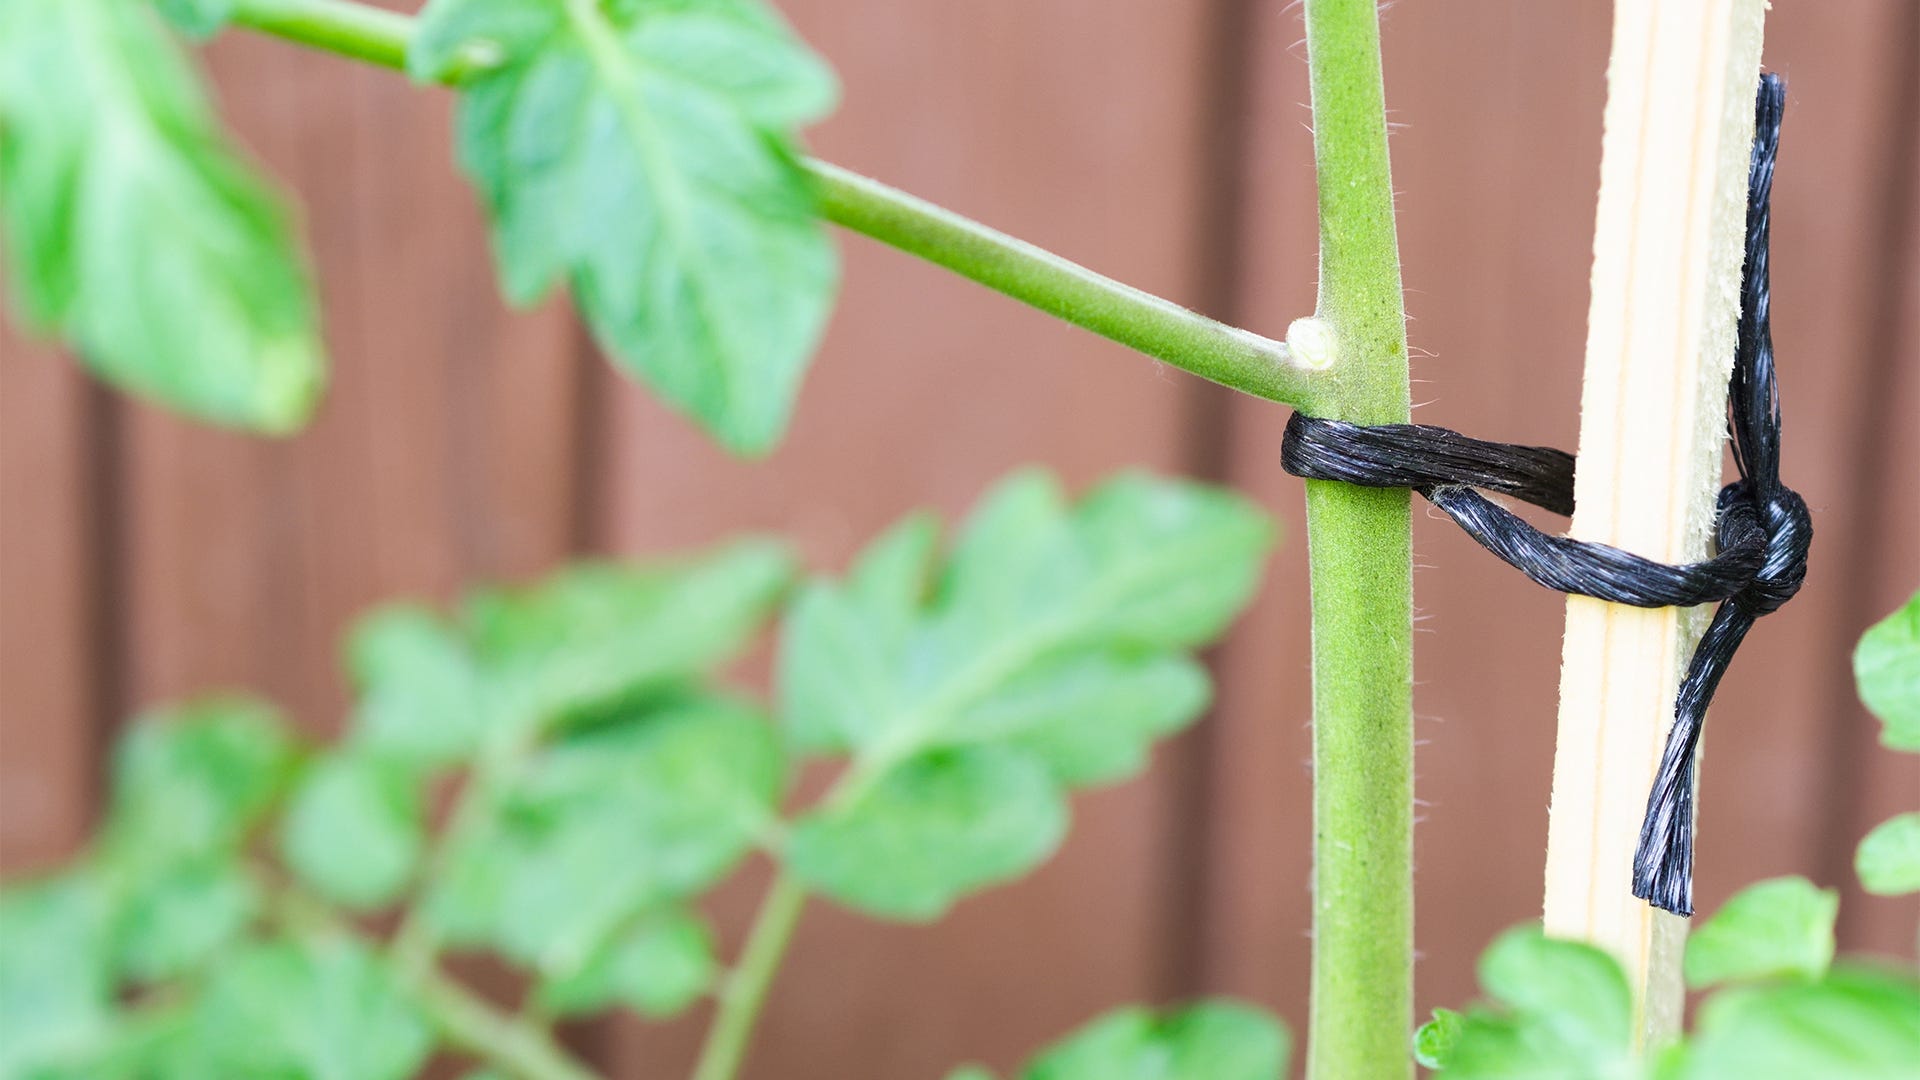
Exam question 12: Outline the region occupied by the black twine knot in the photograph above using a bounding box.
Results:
[1279,74,1805,917]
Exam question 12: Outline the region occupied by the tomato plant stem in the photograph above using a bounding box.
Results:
[1299,2,1415,1077]
[690,872,810,1080]
[225,0,1322,411]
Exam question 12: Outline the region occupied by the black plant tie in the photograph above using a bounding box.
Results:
[1278,73,1808,917]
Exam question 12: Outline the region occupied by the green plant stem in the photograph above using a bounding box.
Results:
[1299,2,1414,1078]
[806,161,1315,405]
[412,964,603,1080]
[690,872,810,1080]
[274,883,601,1080]
[224,0,1321,410]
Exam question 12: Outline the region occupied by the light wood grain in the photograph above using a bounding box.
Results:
[1542,0,1768,1041]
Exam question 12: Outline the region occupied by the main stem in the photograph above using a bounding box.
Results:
[1300,3,1414,1078]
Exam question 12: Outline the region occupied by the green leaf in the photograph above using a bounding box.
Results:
[532,907,716,1018]
[195,936,433,1080]
[946,1069,998,1080]
[152,0,234,38]
[1856,812,1920,896]
[785,746,1068,921]
[1438,928,1636,1079]
[0,0,324,432]
[425,698,782,972]
[779,470,1274,918]
[1414,1008,1464,1069]
[107,859,259,982]
[465,538,794,727]
[0,875,116,1077]
[101,697,298,872]
[279,751,425,910]
[1855,591,1920,751]
[1019,1000,1289,1080]
[1669,964,1920,1080]
[1684,877,1837,989]
[346,605,486,768]
[413,0,839,453]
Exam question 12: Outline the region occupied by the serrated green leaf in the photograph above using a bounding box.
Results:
[778,470,1273,917]
[1855,591,1920,752]
[107,859,258,983]
[1684,877,1837,989]
[786,746,1067,920]
[279,751,424,910]
[152,0,234,38]
[415,0,839,452]
[102,697,298,873]
[426,699,782,971]
[1669,964,1920,1080]
[1437,927,1636,1079]
[465,538,794,728]
[533,907,716,1018]
[1020,1000,1289,1080]
[1414,1008,1464,1069]
[967,652,1211,786]
[1856,812,1920,896]
[346,605,487,768]
[195,936,432,1080]
[0,875,116,1077]
[0,0,324,431]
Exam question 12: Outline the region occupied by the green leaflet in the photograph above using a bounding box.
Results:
[279,751,426,911]
[947,1000,1289,1080]
[0,876,117,1077]
[423,698,783,984]
[1683,877,1836,989]
[0,0,323,432]
[778,469,1274,919]
[152,0,234,38]
[531,907,717,1017]
[1855,812,1920,896]
[1664,965,1920,1080]
[100,698,299,873]
[411,0,840,454]
[1854,591,1920,752]
[190,935,433,1080]
[1425,928,1636,1080]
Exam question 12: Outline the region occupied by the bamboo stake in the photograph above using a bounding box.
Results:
[1543,0,1768,1044]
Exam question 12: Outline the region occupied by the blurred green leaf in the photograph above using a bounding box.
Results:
[466,538,794,728]
[411,0,839,453]
[280,751,425,910]
[195,935,433,1080]
[347,605,486,769]
[0,876,116,1077]
[108,859,258,983]
[779,470,1273,918]
[1855,813,1920,896]
[1684,877,1837,989]
[152,0,234,38]
[786,746,1067,920]
[1435,928,1636,1079]
[0,0,324,431]
[1854,591,1920,752]
[101,697,298,873]
[1664,965,1920,1080]
[533,907,716,1018]
[1414,1008,1464,1069]
[1018,1000,1289,1080]
[426,698,782,977]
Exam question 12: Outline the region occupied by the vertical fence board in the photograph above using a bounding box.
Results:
[0,334,99,872]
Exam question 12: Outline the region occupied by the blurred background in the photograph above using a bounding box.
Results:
[2,0,1915,1076]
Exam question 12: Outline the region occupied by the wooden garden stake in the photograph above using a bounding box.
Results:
[1542,0,1768,1043]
